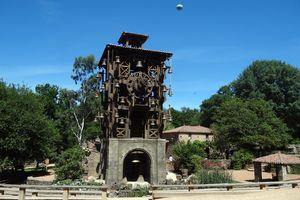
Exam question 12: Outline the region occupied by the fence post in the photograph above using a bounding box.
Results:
[63,187,69,200]
[259,184,266,190]
[226,186,233,191]
[32,192,39,196]
[18,187,26,200]
[292,183,298,188]
[151,186,157,200]
[101,187,107,200]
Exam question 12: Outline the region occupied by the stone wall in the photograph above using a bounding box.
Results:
[105,138,166,185]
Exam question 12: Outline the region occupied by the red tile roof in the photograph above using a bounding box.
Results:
[253,151,300,165]
[163,125,212,134]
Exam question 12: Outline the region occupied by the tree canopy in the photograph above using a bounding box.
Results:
[233,60,300,138]
[200,60,300,140]
[212,98,290,154]
[0,82,58,170]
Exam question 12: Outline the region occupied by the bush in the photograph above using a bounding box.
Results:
[191,169,233,184]
[55,146,85,181]
[231,150,253,170]
[291,165,300,174]
[173,141,207,173]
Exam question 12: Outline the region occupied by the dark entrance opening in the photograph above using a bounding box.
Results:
[130,109,147,138]
[123,150,151,182]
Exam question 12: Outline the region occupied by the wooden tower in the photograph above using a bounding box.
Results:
[98,32,173,184]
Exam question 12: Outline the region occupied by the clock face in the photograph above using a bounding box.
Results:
[126,72,154,98]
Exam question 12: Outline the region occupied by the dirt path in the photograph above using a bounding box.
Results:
[230,169,300,182]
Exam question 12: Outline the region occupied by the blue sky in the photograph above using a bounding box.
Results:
[0,0,299,109]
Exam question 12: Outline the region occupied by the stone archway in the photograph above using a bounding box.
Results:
[123,149,151,182]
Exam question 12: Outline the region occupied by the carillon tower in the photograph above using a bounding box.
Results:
[98,32,173,184]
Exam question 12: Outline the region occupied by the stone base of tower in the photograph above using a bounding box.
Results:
[105,138,166,185]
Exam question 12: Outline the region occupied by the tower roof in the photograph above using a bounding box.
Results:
[118,32,149,48]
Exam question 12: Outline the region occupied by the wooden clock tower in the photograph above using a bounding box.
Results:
[98,32,173,184]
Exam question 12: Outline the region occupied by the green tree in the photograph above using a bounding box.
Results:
[212,98,290,155]
[70,55,102,146]
[233,60,300,138]
[170,107,201,127]
[0,82,58,170]
[200,85,234,127]
[35,84,59,120]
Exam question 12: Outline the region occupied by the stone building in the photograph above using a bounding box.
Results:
[97,32,173,185]
[162,125,213,156]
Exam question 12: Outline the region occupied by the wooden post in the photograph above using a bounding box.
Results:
[259,184,266,190]
[0,190,4,195]
[32,191,39,196]
[63,187,69,200]
[19,187,26,200]
[226,186,233,191]
[254,162,262,182]
[151,186,157,200]
[101,187,107,200]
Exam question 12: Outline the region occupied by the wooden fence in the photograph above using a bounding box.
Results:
[0,184,108,200]
[0,180,299,200]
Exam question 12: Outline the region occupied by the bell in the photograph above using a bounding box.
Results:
[168,88,173,96]
[168,117,173,122]
[151,100,156,106]
[120,97,125,104]
[99,113,104,119]
[115,56,120,64]
[168,67,172,74]
[119,118,125,125]
[102,59,106,66]
[115,111,119,118]
[150,120,156,126]
[95,93,99,97]
[96,73,102,79]
[162,114,167,120]
[163,86,168,93]
[162,64,167,70]
[115,82,120,88]
[136,60,143,68]
[101,84,105,91]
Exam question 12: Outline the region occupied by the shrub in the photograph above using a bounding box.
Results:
[55,146,85,181]
[173,141,207,173]
[231,150,253,170]
[191,169,233,184]
[291,165,300,174]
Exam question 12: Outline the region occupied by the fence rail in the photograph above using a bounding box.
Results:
[0,184,108,200]
[0,180,299,200]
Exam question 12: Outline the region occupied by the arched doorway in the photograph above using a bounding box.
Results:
[123,149,151,182]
